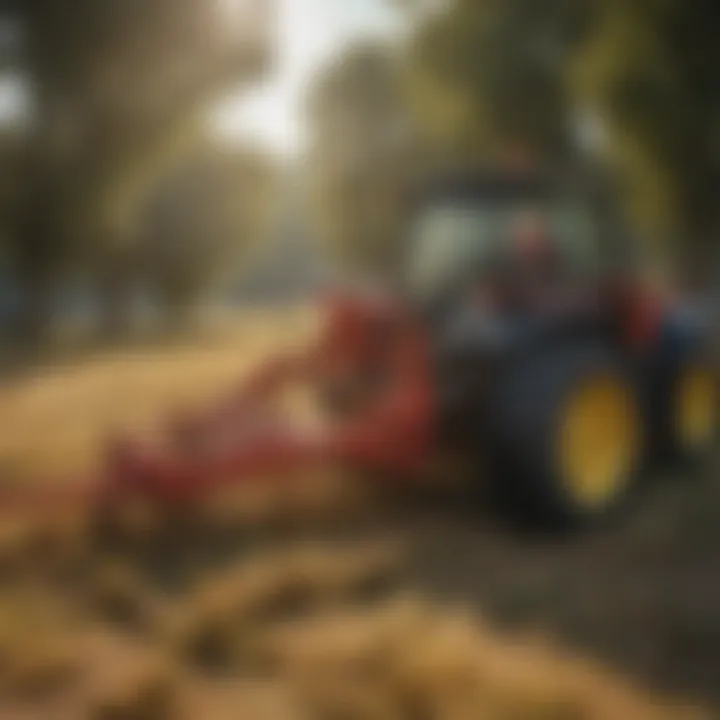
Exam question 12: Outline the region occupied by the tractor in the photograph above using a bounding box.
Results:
[3,170,716,530]
[404,171,716,526]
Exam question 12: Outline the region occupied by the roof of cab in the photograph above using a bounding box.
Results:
[418,169,558,205]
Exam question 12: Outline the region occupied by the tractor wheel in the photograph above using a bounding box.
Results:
[489,343,645,530]
[670,357,717,464]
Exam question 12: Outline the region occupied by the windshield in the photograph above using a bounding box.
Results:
[409,204,504,298]
[408,199,599,299]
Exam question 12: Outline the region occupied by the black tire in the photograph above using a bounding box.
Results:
[666,351,717,466]
[487,342,645,530]
[646,310,717,467]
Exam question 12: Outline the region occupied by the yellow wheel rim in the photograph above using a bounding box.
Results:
[560,375,640,510]
[677,367,716,451]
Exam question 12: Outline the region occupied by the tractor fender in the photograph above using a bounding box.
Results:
[652,303,712,369]
[642,302,712,400]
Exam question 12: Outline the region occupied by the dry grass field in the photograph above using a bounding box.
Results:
[0,308,713,720]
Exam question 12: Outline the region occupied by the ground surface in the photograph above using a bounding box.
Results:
[0,308,716,719]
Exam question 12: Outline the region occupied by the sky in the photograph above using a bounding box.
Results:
[0,74,27,124]
[210,0,404,155]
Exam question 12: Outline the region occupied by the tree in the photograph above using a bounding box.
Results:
[408,0,596,169]
[139,142,279,330]
[306,42,426,284]
[0,0,273,340]
[573,0,720,282]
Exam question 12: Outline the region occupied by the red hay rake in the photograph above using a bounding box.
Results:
[0,292,438,520]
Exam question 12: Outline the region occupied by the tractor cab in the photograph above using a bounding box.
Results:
[407,173,603,318]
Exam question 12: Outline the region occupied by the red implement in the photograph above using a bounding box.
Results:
[0,292,438,518]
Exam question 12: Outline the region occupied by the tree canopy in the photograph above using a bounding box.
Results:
[0,0,273,338]
[307,42,426,284]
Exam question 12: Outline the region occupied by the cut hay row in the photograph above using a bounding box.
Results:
[0,539,707,720]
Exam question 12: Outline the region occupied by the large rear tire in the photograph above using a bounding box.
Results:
[670,357,717,464]
[648,310,717,467]
[488,342,645,530]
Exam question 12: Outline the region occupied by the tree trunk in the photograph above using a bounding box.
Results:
[14,268,59,357]
[96,250,137,343]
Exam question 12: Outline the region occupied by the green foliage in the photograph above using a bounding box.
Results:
[141,143,279,325]
[307,42,427,284]
[409,0,596,166]
[573,0,720,272]
[0,0,271,338]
